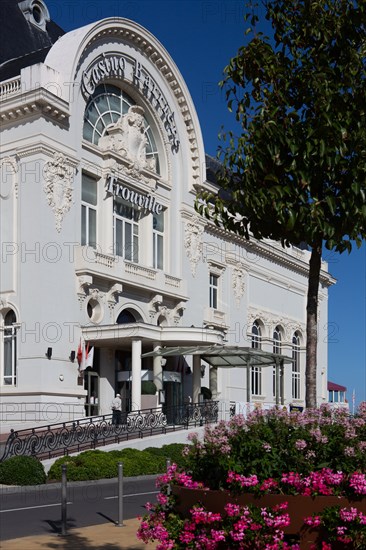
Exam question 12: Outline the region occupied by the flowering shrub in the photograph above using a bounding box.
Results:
[305,506,366,549]
[227,469,366,498]
[138,469,300,549]
[138,404,366,548]
[184,404,366,490]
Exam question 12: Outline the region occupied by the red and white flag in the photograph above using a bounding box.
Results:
[77,340,94,372]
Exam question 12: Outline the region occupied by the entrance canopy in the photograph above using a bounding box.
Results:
[141,345,293,368]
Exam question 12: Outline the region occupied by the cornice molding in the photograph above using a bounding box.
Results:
[204,222,335,287]
[0,88,69,126]
[13,143,79,168]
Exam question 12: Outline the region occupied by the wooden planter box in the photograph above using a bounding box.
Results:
[172,486,366,549]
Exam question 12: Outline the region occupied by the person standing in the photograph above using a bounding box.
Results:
[111,393,122,425]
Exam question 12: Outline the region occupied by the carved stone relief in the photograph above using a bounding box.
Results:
[232,266,246,307]
[43,153,74,232]
[184,218,204,277]
[107,283,123,317]
[0,156,18,199]
[247,306,305,342]
[99,105,156,172]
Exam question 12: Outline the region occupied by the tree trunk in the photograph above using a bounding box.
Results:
[305,242,322,409]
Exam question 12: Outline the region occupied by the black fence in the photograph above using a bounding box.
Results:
[0,401,219,462]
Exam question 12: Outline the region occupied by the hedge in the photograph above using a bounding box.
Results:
[47,444,189,482]
[0,443,190,484]
[0,455,46,485]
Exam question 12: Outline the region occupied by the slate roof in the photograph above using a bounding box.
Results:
[0,0,64,81]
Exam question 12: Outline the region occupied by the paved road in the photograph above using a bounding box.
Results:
[0,476,159,541]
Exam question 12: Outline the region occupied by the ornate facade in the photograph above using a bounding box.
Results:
[0,0,335,431]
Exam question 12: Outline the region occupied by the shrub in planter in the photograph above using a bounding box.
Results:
[0,455,46,485]
[304,505,366,549]
[200,386,212,400]
[141,381,157,395]
[185,403,366,490]
[138,403,366,549]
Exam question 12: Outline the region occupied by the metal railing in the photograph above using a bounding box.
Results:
[0,401,219,462]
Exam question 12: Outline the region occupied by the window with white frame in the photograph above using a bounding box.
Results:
[3,310,17,386]
[292,332,301,399]
[152,211,164,270]
[273,326,283,398]
[83,84,160,175]
[114,197,140,262]
[81,174,97,248]
[251,321,262,396]
[209,273,219,309]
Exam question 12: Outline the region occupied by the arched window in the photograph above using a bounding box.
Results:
[83,84,160,174]
[251,321,262,396]
[116,309,137,324]
[292,332,301,399]
[3,310,17,385]
[273,326,282,398]
[251,321,261,349]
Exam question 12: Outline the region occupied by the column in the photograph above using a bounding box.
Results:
[101,189,114,255]
[153,344,163,393]
[280,360,285,406]
[246,363,251,403]
[275,359,280,406]
[192,355,201,404]
[99,348,115,416]
[209,366,218,400]
[131,339,142,411]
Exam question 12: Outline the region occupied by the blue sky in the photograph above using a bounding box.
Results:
[48,0,366,408]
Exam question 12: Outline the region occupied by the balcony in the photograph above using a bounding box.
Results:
[74,245,187,300]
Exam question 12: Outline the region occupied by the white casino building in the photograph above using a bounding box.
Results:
[0,0,335,432]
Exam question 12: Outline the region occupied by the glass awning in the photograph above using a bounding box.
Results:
[141,345,293,368]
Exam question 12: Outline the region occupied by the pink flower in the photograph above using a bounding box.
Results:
[344,446,355,457]
[349,472,366,494]
[339,507,358,522]
[304,515,321,527]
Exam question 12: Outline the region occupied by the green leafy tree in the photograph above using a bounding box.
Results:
[196,0,366,408]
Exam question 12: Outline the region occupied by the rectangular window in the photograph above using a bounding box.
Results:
[273,366,283,399]
[81,174,97,248]
[272,335,282,399]
[209,273,218,309]
[292,343,301,399]
[114,197,139,263]
[153,211,164,270]
[251,366,262,396]
[251,322,262,396]
[4,326,17,385]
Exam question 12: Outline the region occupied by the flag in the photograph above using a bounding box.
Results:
[78,340,94,372]
[85,345,94,369]
[77,339,83,366]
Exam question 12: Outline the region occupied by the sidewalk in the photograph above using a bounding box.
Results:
[1,518,157,549]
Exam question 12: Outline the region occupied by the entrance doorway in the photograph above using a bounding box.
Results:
[163,378,183,423]
[85,370,99,416]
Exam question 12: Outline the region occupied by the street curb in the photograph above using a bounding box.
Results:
[0,474,158,494]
